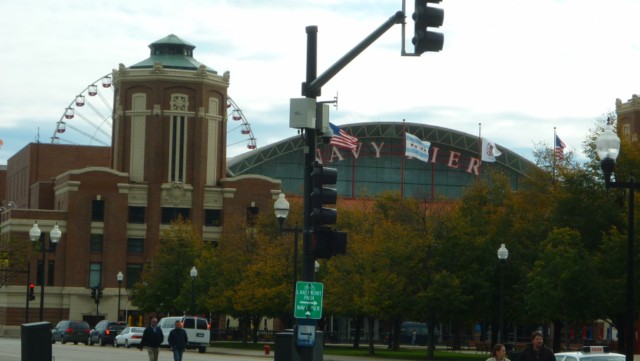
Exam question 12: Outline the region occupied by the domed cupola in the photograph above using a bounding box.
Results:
[129,34,217,73]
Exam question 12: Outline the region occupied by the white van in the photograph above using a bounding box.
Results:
[158,316,210,353]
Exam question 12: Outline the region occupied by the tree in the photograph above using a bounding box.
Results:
[131,218,210,315]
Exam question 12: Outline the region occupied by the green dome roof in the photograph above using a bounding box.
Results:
[129,34,217,73]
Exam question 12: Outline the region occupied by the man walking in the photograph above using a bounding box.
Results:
[168,320,189,361]
[518,330,554,361]
[139,317,164,361]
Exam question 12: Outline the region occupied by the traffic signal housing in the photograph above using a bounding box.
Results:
[312,229,347,259]
[28,283,35,301]
[91,287,96,299]
[310,162,338,229]
[97,288,103,299]
[412,0,444,55]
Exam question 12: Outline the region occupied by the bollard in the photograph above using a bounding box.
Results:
[264,344,271,355]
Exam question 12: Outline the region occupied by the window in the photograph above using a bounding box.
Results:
[169,114,187,182]
[89,263,102,288]
[47,261,55,286]
[204,209,222,227]
[126,264,143,289]
[161,207,191,224]
[127,238,144,254]
[128,206,146,224]
[36,260,44,286]
[246,206,259,227]
[92,199,105,222]
[90,234,103,252]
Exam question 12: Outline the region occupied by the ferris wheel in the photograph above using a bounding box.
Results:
[51,73,257,156]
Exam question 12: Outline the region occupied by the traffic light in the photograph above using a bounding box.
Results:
[97,288,103,299]
[28,283,35,301]
[310,161,338,229]
[311,229,347,259]
[91,287,96,299]
[412,0,444,55]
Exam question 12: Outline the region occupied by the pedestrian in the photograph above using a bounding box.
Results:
[411,329,416,345]
[168,320,189,361]
[487,343,510,361]
[138,317,164,361]
[518,330,554,361]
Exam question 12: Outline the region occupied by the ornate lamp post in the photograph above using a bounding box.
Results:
[274,193,299,316]
[497,243,509,343]
[117,271,123,321]
[596,120,634,361]
[190,266,198,315]
[29,221,62,321]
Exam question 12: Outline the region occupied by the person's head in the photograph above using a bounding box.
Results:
[150,318,158,327]
[492,343,506,359]
[175,320,182,328]
[531,330,544,349]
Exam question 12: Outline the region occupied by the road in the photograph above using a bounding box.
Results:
[0,337,271,361]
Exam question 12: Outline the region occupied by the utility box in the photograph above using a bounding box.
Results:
[316,103,331,136]
[274,329,323,361]
[290,98,316,129]
[21,321,52,361]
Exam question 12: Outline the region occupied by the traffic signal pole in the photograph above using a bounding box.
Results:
[299,13,406,361]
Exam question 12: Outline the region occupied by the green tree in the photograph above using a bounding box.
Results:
[131,218,211,315]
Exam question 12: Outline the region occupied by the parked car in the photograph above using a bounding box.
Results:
[555,346,624,361]
[114,326,145,348]
[159,316,210,353]
[51,320,91,345]
[88,320,127,346]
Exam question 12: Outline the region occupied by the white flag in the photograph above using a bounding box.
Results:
[481,138,502,162]
[405,132,430,163]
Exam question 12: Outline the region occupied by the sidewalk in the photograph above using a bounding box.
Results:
[206,344,433,361]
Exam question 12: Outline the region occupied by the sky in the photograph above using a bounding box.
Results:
[2,0,640,166]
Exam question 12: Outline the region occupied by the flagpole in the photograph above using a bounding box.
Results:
[401,119,406,199]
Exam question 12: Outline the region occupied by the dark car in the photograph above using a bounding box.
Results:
[89,320,127,346]
[51,320,91,345]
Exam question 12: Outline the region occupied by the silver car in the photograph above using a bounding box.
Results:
[113,326,145,348]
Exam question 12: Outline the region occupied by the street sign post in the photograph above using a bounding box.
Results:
[294,281,323,319]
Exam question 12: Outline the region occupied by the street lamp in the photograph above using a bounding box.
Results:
[596,119,634,361]
[117,271,123,321]
[274,193,299,318]
[190,266,198,315]
[497,243,509,344]
[29,221,62,321]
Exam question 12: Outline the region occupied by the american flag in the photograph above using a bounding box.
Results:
[329,123,359,151]
[555,134,566,161]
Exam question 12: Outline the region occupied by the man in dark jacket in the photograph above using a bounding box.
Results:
[138,317,164,361]
[168,320,189,361]
[519,330,555,361]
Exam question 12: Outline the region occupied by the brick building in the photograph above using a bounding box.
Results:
[0,34,281,330]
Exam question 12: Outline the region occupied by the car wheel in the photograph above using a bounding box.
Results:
[125,340,129,348]
[73,341,78,345]
[199,346,206,353]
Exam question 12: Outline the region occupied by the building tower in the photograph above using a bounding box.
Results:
[111,34,232,245]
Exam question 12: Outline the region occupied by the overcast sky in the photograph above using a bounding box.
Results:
[1,0,639,165]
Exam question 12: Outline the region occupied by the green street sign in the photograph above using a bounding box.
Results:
[294,281,323,319]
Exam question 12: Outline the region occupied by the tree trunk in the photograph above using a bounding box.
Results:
[367,316,375,355]
[353,316,362,349]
